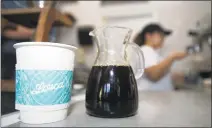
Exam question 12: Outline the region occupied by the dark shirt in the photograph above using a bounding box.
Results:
[1,1,29,79]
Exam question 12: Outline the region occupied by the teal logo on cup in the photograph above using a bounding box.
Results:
[16,70,73,105]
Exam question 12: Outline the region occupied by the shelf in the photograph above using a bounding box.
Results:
[1,7,76,28]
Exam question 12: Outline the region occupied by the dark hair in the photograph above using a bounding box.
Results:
[134,31,145,46]
[134,23,172,46]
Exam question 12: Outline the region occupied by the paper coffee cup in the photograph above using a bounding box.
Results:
[14,42,77,124]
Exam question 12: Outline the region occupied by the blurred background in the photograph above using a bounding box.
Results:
[1,1,211,115]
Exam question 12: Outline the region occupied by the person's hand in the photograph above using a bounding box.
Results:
[3,25,35,40]
[170,52,188,61]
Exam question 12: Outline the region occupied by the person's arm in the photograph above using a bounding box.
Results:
[1,18,17,31]
[3,25,34,40]
[145,52,187,82]
[1,18,34,40]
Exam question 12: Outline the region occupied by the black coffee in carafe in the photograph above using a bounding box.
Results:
[86,26,145,118]
[86,65,138,118]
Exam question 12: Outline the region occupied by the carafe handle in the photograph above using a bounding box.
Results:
[125,43,145,80]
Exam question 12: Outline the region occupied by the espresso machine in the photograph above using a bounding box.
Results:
[187,14,211,87]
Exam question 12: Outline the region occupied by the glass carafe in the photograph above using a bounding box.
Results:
[86,26,145,118]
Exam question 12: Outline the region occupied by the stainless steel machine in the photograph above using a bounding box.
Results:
[187,13,211,87]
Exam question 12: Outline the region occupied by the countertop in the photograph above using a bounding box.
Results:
[4,90,211,127]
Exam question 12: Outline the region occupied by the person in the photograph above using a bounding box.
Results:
[134,23,187,91]
[1,18,34,80]
[1,0,58,115]
[1,17,34,115]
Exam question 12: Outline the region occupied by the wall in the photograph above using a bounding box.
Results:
[56,1,102,67]
[56,1,211,70]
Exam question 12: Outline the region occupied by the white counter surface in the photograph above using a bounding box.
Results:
[1,90,211,127]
